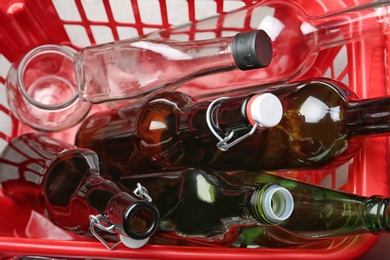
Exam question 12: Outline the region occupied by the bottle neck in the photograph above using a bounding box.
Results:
[76,36,236,103]
[104,191,159,240]
[236,171,390,237]
[86,179,159,249]
[207,93,283,151]
[155,36,235,72]
[310,1,389,50]
[345,96,390,137]
[363,196,390,233]
[209,95,253,137]
[157,168,292,242]
[76,34,255,104]
[44,148,159,240]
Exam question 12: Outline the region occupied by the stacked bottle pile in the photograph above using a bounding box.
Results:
[0,0,390,254]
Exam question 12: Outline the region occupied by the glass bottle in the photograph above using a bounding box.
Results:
[76,77,390,173]
[0,133,159,249]
[118,168,294,246]
[75,89,282,173]
[5,30,271,131]
[5,45,92,132]
[233,171,390,242]
[129,170,390,249]
[75,29,271,104]
[147,0,390,97]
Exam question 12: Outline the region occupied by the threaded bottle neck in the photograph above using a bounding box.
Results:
[249,184,294,225]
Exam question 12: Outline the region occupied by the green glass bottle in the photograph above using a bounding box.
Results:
[233,171,390,246]
[147,170,390,248]
[119,168,294,246]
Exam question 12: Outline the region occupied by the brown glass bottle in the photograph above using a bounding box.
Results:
[0,133,159,249]
[76,77,385,173]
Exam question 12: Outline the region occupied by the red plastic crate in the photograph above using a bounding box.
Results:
[0,0,388,259]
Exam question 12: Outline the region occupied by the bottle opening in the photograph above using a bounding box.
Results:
[17,44,79,110]
[124,201,159,240]
[130,207,155,235]
[260,184,294,224]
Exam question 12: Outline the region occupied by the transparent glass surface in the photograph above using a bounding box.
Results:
[5,45,91,132]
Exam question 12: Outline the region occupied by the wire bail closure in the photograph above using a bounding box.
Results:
[89,183,152,250]
[90,214,121,250]
[133,182,152,202]
[206,97,260,152]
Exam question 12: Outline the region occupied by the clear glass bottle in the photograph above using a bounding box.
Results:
[5,30,271,131]
[75,29,271,104]
[147,0,390,97]
[0,133,159,249]
[119,168,294,246]
[76,77,390,173]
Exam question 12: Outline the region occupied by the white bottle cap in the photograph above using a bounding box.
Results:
[119,234,149,249]
[246,93,283,128]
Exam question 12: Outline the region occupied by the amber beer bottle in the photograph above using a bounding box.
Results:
[76,77,385,173]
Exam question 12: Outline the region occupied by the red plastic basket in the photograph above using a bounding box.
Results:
[0,0,388,259]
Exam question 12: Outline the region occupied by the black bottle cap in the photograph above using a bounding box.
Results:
[232,29,272,71]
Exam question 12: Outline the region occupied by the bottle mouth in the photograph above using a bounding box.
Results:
[253,184,294,224]
[123,201,160,240]
[16,44,79,110]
